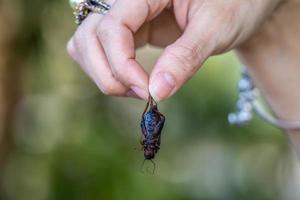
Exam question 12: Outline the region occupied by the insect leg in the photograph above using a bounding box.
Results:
[140,159,146,174]
[159,113,165,124]
[150,159,156,174]
[140,119,147,137]
[140,134,145,145]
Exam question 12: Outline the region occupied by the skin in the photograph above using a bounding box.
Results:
[68,0,282,100]
[68,0,300,151]
[236,0,300,155]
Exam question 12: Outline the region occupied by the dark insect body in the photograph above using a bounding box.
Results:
[140,96,165,161]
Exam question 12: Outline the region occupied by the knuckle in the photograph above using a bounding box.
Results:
[166,44,203,73]
[97,17,114,42]
[112,71,126,86]
[73,24,96,48]
[73,29,85,49]
[67,39,77,59]
[72,26,96,55]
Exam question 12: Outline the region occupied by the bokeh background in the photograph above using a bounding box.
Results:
[1,1,300,200]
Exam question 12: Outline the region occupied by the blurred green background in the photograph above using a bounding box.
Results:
[0,1,300,200]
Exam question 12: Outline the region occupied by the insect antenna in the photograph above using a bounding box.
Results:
[140,159,147,174]
[149,159,156,174]
[133,147,143,151]
[139,159,156,175]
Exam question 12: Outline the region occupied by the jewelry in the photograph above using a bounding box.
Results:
[70,0,111,25]
[228,67,300,130]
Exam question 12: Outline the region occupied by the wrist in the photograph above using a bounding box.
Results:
[236,0,300,121]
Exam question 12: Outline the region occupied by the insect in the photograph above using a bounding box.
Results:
[140,96,165,162]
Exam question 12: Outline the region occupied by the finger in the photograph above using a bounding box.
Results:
[67,37,81,64]
[149,17,217,101]
[148,10,182,48]
[69,13,137,98]
[97,0,170,100]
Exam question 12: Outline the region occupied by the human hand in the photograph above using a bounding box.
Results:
[67,0,282,101]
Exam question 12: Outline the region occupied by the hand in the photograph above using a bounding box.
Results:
[67,0,282,101]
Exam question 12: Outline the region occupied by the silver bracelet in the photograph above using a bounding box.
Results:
[70,0,111,25]
[228,67,300,130]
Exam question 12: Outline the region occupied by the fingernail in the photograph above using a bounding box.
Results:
[149,72,176,102]
[126,90,141,99]
[130,86,148,100]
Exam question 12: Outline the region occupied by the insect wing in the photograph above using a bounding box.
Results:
[143,113,152,134]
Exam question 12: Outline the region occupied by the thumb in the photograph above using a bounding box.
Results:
[149,20,215,101]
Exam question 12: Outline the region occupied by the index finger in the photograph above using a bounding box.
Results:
[97,0,169,100]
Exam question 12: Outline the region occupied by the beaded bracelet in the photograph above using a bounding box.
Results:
[228,67,300,130]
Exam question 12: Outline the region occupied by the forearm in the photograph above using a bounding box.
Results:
[236,1,300,154]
